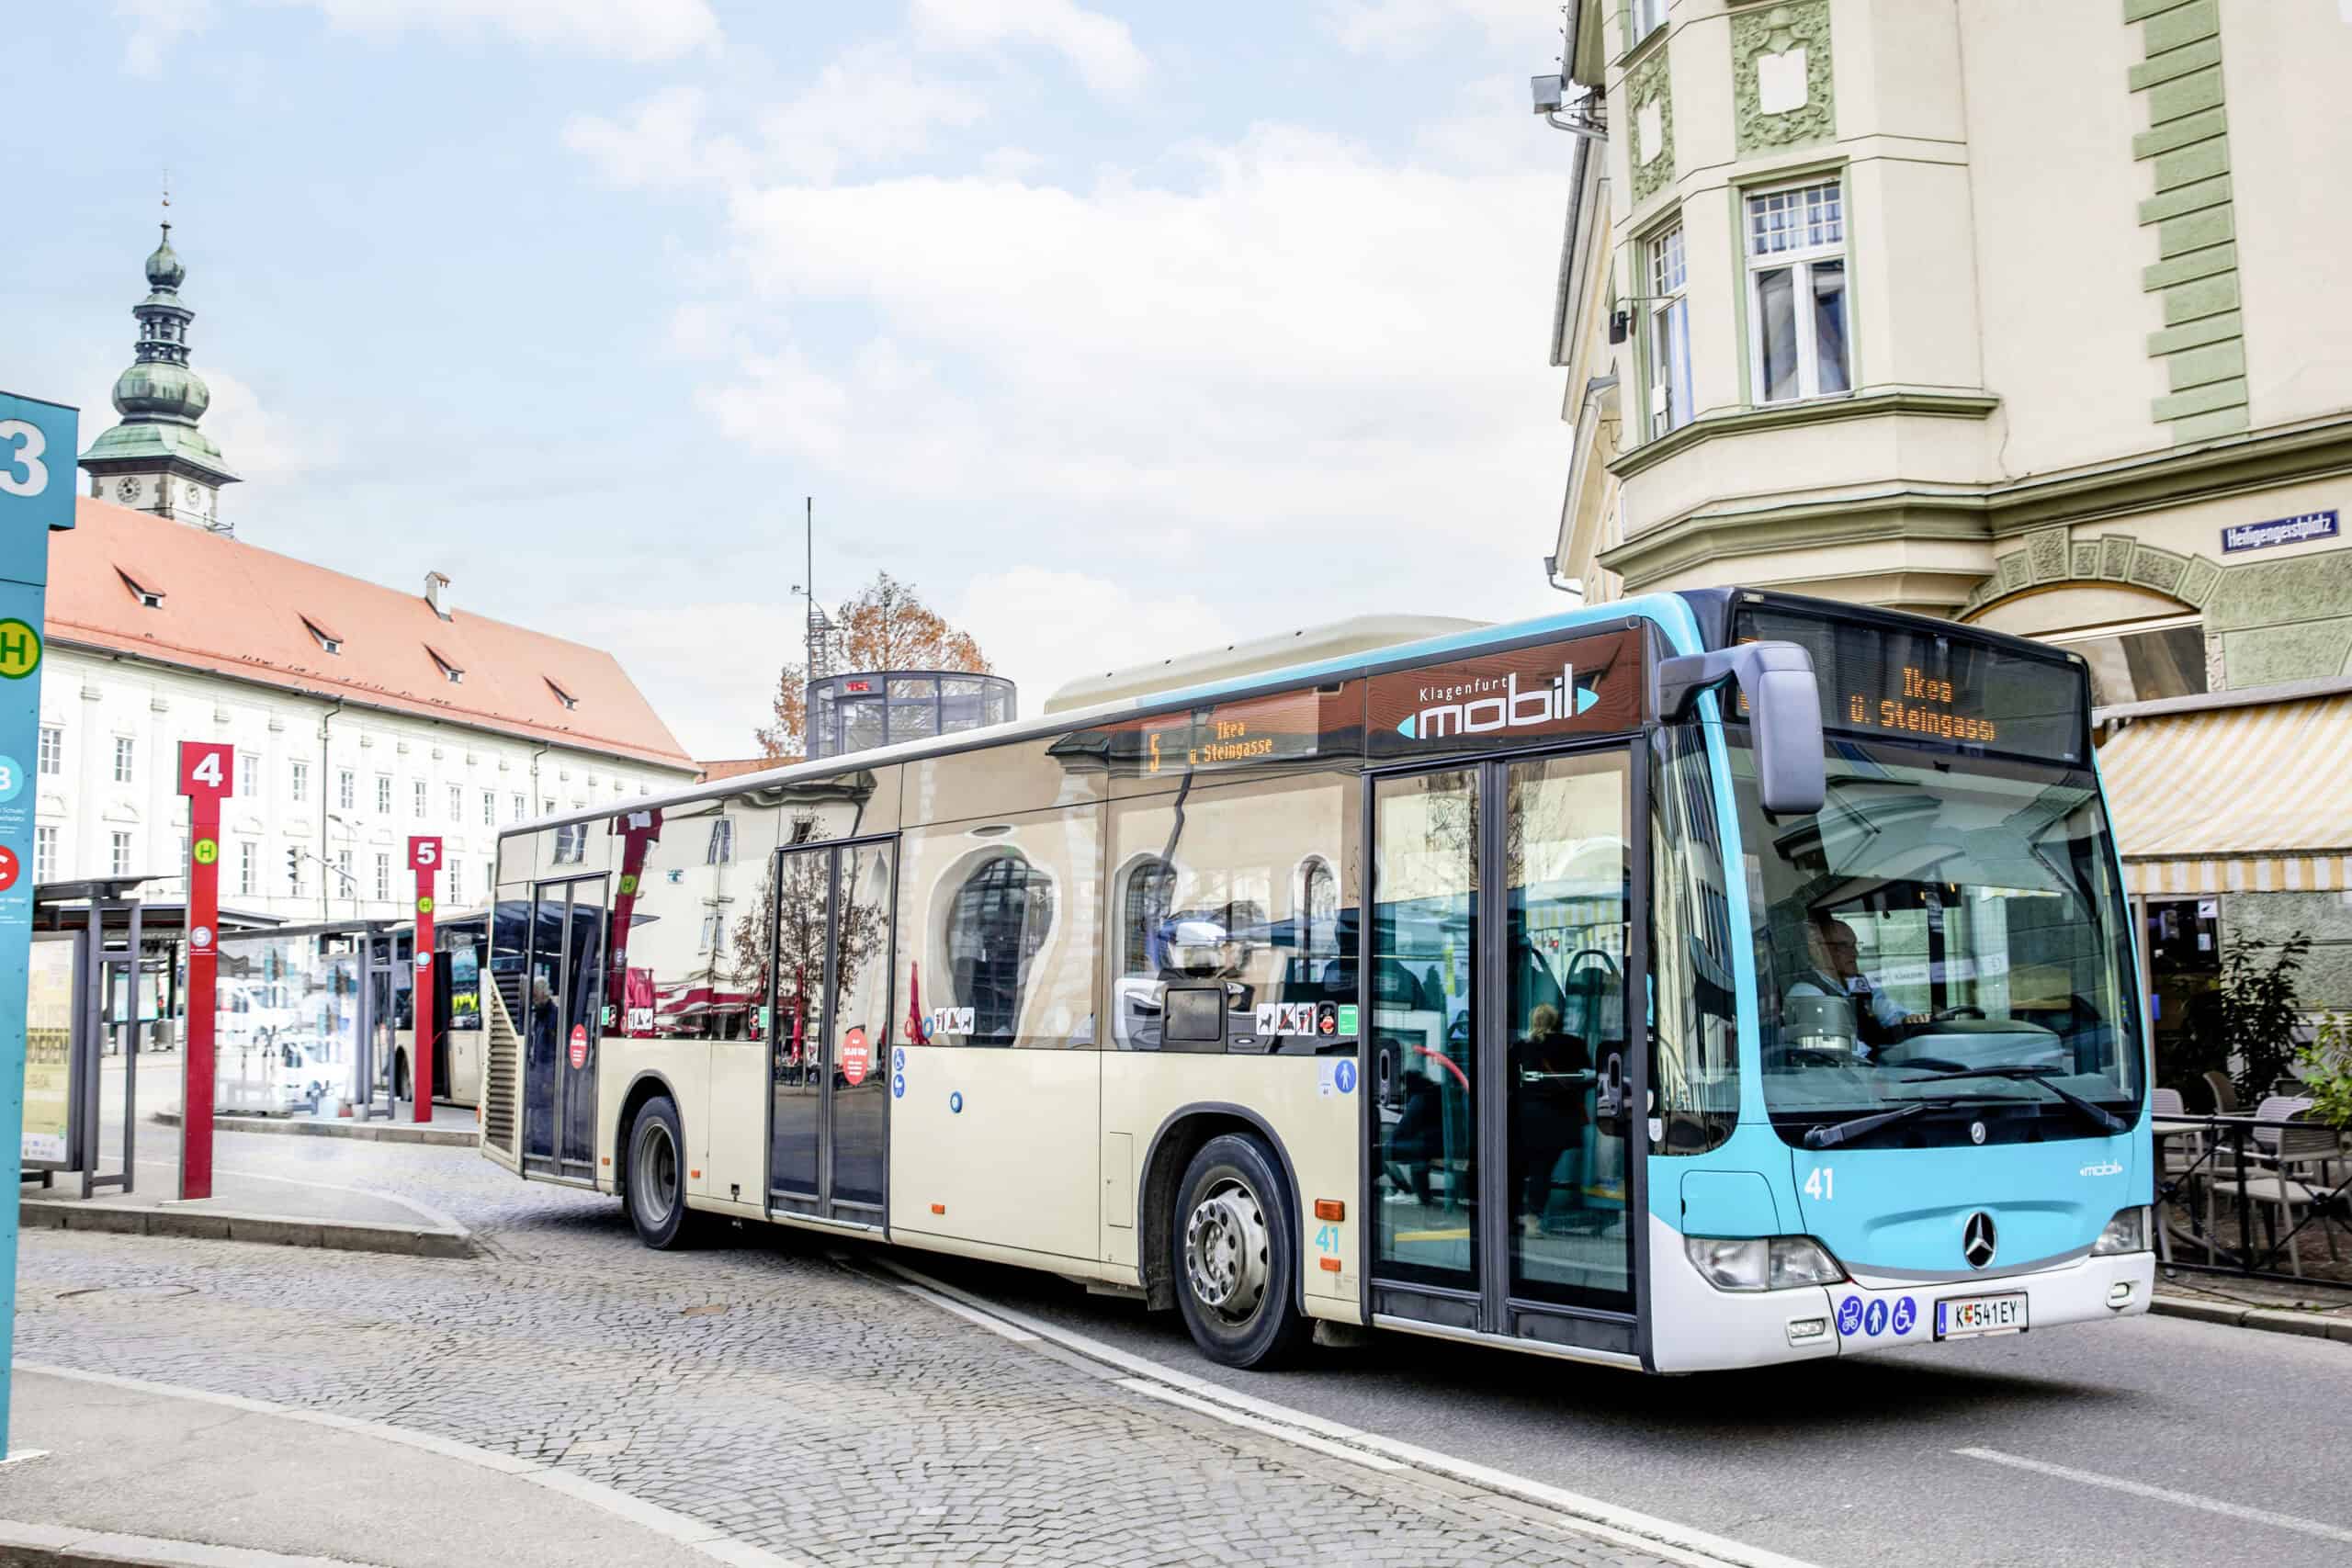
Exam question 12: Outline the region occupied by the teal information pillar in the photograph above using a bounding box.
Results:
[0,391,78,1452]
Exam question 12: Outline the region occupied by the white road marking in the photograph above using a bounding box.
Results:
[1114,1377,1406,1472]
[875,1259,1823,1568]
[127,1156,468,1233]
[15,1364,813,1568]
[891,1280,1039,1342]
[1956,1447,2352,1546]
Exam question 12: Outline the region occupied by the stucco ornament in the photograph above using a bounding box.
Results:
[1627,47,1675,204]
[1733,0,1834,154]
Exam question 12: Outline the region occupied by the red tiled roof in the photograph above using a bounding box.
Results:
[696,755,791,782]
[49,498,693,769]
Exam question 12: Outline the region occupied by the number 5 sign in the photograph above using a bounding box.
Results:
[408,836,442,1122]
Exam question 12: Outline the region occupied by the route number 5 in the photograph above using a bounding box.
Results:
[1804,1167,1836,1201]
[0,419,50,498]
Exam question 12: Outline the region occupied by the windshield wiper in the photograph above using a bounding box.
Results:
[1898,1066,2129,1134]
[1801,1095,2005,1151]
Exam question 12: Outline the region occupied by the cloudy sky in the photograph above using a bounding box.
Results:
[8,1,1581,759]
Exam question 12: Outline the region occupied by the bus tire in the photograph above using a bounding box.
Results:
[626,1095,695,1250]
[1172,1134,1311,1371]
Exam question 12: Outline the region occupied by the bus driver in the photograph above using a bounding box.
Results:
[1787,916,1922,1058]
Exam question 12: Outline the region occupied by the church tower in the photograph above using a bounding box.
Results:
[78,223,239,534]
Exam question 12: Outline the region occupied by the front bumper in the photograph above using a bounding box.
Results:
[1647,1214,2154,1371]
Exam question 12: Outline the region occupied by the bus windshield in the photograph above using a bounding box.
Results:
[1728,735,2143,1147]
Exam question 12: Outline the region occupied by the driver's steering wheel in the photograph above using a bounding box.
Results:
[1932,1005,1986,1021]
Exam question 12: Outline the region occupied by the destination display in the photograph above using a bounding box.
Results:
[1077,683,1359,780]
[1733,604,2087,763]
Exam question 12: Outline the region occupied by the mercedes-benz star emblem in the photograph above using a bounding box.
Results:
[1969,1121,1987,1145]
[1962,1211,1998,1269]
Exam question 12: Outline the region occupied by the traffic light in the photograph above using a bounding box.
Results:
[287,848,301,882]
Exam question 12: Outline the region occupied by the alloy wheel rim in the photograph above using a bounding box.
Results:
[1183,1177,1270,1324]
[639,1123,677,1225]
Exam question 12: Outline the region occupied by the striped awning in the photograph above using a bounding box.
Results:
[2096,693,2352,896]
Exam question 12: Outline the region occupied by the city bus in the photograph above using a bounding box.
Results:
[385,906,525,1109]
[478,589,2154,1372]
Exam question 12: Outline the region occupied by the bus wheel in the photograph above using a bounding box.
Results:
[1173,1134,1310,1370]
[627,1096,695,1250]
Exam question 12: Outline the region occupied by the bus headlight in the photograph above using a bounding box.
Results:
[2091,1205,2151,1256]
[1684,1235,1846,1292]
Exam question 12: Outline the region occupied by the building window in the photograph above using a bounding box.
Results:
[302,617,342,656]
[707,818,733,864]
[1631,0,1666,47]
[481,791,496,827]
[1645,222,1692,438]
[699,909,725,952]
[113,737,135,784]
[35,825,55,882]
[234,750,256,795]
[38,726,61,776]
[335,848,354,897]
[338,769,356,810]
[2047,619,2211,709]
[546,677,578,711]
[110,830,132,876]
[375,852,390,900]
[289,760,310,804]
[376,774,392,814]
[554,823,587,864]
[448,784,462,819]
[238,841,256,897]
[448,857,464,905]
[1745,177,1849,404]
[413,779,427,818]
[511,793,526,822]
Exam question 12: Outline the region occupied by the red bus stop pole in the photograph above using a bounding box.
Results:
[178,741,233,1201]
[409,836,439,1122]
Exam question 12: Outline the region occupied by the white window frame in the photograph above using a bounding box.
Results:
[110,830,132,876]
[38,726,61,776]
[1742,175,1850,406]
[1630,0,1668,48]
[1644,220,1693,439]
[375,852,391,901]
[376,774,393,815]
[35,825,55,882]
[289,759,310,805]
[338,769,356,811]
[481,791,496,827]
[448,784,462,820]
[113,737,135,784]
[413,779,427,818]
[239,841,257,897]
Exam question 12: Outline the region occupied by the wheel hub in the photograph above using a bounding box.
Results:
[637,1122,677,1225]
[1184,1179,1270,1322]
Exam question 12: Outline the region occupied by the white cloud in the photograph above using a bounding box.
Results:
[119,0,217,77]
[1321,0,1540,58]
[954,566,1236,715]
[283,0,719,62]
[563,86,750,189]
[758,42,989,185]
[203,368,333,483]
[909,0,1147,96]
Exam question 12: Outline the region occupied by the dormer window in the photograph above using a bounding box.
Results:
[546,677,578,711]
[117,567,164,610]
[427,646,464,685]
[302,616,343,656]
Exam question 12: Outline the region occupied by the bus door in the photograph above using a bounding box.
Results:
[522,874,608,1182]
[768,837,898,1226]
[1367,744,1645,1360]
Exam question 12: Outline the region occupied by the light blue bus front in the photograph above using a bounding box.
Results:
[1646,603,2154,1372]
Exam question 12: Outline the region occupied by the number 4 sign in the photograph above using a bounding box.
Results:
[177,741,234,1203]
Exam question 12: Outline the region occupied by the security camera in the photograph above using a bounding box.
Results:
[1531,74,1566,115]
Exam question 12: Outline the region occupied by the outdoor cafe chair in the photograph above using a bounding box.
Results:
[2233,1096,2342,1277]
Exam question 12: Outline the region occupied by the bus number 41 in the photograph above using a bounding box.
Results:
[1804,1167,1835,1201]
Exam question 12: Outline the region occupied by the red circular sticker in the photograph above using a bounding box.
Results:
[841,1026,870,1086]
[569,1023,588,1069]
[0,845,17,891]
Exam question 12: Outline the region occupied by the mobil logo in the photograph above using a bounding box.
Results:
[1393,662,1603,740]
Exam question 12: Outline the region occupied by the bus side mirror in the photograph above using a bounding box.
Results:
[1656,641,1826,816]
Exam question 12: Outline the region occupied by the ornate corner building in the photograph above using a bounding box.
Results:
[1546,0,2352,1043]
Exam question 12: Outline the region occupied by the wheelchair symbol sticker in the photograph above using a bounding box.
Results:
[1863,1299,1890,1337]
[1891,1296,1917,1336]
[892,1046,906,1073]
[1837,1296,1864,1337]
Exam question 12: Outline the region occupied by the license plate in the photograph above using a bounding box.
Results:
[1936,1292,2028,1339]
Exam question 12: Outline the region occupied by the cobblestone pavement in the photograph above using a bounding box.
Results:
[17,1134,1685,1567]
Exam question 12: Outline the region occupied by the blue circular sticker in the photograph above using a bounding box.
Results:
[1837,1295,1864,1337]
[1863,1298,1890,1337]
[949,1090,964,1114]
[892,1046,906,1073]
[890,1071,906,1100]
[1333,1059,1358,1094]
[1891,1296,1917,1335]
[0,754,23,806]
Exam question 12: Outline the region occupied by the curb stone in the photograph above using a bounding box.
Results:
[152,1111,477,1148]
[2151,1292,2352,1342]
[0,1517,368,1567]
[17,1201,470,1260]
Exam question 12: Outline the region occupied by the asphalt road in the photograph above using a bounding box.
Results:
[907,1250,2352,1568]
